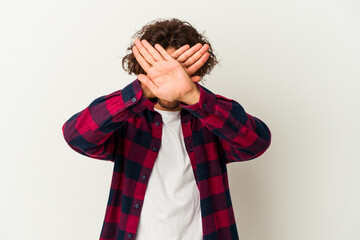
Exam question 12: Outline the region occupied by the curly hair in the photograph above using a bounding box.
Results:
[122,18,219,82]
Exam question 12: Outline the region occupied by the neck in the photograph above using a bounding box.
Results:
[154,103,182,111]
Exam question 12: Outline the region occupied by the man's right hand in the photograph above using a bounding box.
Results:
[139,43,210,99]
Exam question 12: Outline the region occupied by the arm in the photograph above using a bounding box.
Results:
[62,79,158,162]
[179,82,271,163]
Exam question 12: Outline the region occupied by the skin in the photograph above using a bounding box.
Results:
[155,48,193,111]
[132,39,209,111]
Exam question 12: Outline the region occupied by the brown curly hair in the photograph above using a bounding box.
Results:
[122,18,219,82]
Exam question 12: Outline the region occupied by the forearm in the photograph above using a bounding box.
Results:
[62,79,158,161]
[179,82,271,162]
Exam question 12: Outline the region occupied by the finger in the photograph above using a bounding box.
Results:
[141,39,165,62]
[177,43,202,63]
[190,76,201,82]
[132,45,151,73]
[186,52,210,76]
[134,38,156,65]
[138,74,158,91]
[154,43,173,61]
[170,44,190,59]
[182,44,210,67]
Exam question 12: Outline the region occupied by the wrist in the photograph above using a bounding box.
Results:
[179,84,200,105]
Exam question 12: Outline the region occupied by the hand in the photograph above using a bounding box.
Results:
[140,81,156,99]
[134,39,209,100]
[132,39,200,102]
[169,43,210,82]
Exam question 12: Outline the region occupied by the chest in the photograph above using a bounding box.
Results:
[114,109,226,185]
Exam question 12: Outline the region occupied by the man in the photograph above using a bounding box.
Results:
[62,18,271,240]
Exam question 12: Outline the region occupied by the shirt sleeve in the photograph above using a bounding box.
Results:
[179,82,271,163]
[62,79,158,162]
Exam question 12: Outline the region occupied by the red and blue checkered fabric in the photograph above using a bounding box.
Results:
[62,78,271,240]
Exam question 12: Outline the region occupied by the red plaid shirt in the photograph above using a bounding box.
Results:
[62,78,271,240]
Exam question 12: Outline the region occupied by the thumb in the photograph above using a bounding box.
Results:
[190,76,201,82]
[138,74,158,92]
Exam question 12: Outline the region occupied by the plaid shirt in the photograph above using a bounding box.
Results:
[62,78,271,240]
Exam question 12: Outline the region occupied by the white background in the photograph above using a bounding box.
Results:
[1,0,359,239]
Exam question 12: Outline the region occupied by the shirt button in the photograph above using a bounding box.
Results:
[152,147,157,151]
[141,175,147,180]
[202,103,206,108]
[185,121,188,126]
[155,122,160,126]
[131,97,137,103]
[189,146,193,152]
[127,233,133,238]
[134,204,140,209]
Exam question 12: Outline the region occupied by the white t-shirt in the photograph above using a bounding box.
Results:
[135,107,203,240]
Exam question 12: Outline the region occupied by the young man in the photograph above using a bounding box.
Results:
[62,18,271,240]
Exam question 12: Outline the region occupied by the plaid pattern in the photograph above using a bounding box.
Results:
[62,78,271,240]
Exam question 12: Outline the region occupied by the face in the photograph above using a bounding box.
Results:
[153,47,183,111]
